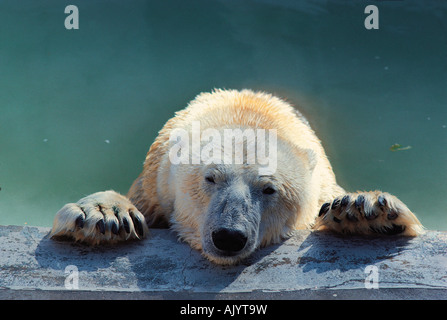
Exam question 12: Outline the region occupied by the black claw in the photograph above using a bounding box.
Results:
[75,215,85,229]
[130,212,144,237]
[370,224,405,235]
[112,206,120,216]
[364,210,379,221]
[333,216,342,223]
[387,210,398,220]
[355,195,365,212]
[346,212,359,222]
[340,195,350,208]
[378,195,387,208]
[111,220,119,235]
[122,217,130,233]
[96,220,106,234]
[97,204,105,215]
[386,224,405,235]
[331,198,341,210]
[319,202,331,217]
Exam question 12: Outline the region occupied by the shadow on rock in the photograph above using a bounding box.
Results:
[34,229,276,292]
[296,231,414,273]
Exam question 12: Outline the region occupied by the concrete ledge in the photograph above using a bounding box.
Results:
[0,225,446,299]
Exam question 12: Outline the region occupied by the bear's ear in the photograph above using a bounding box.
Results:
[300,148,318,172]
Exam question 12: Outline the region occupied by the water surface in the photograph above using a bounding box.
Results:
[0,0,446,230]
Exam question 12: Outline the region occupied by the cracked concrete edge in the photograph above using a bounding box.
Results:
[0,225,447,299]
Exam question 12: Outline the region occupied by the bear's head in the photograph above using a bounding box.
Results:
[170,129,317,265]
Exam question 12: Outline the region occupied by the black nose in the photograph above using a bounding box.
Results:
[212,228,248,253]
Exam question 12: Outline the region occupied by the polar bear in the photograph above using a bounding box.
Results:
[50,89,424,265]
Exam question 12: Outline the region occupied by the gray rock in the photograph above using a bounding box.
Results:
[0,225,446,299]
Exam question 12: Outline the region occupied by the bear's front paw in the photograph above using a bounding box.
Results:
[50,190,148,244]
[315,191,424,236]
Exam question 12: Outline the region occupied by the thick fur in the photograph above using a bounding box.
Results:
[50,89,424,264]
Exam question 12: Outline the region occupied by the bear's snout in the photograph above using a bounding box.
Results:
[211,228,248,254]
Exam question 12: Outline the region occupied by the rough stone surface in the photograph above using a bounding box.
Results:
[0,225,446,299]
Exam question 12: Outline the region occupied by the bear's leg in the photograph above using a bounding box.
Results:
[314,191,424,236]
[50,190,148,244]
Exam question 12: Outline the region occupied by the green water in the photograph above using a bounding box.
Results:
[0,0,446,230]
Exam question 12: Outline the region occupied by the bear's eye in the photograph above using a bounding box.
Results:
[205,176,215,184]
[262,186,276,195]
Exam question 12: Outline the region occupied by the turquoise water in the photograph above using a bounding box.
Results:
[0,0,446,230]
